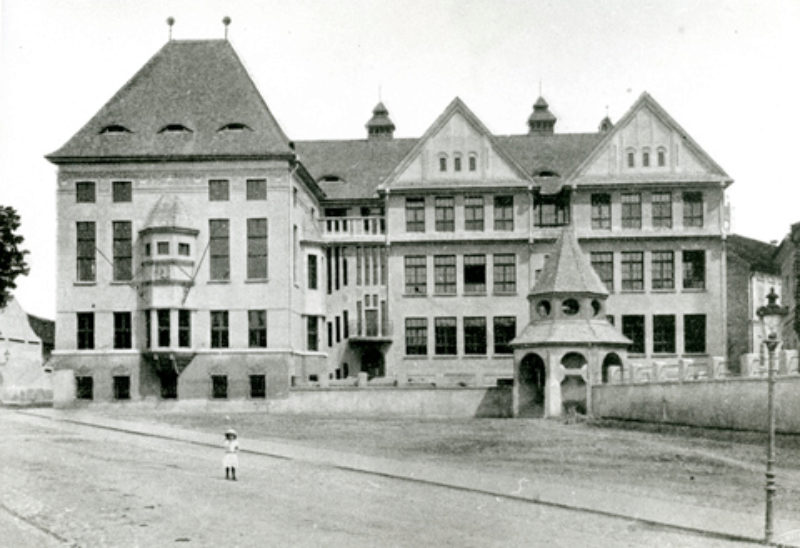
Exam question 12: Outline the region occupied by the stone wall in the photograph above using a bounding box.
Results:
[592,375,800,432]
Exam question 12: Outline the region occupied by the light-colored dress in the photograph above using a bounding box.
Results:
[223,438,239,468]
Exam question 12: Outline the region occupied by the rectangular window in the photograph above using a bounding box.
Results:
[307,316,318,351]
[622,315,645,354]
[621,251,644,291]
[454,156,462,171]
[464,317,487,355]
[469,155,477,172]
[405,197,425,232]
[493,254,516,293]
[642,151,650,167]
[178,243,190,256]
[112,221,132,281]
[157,309,170,347]
[250,375,266,398]
[658,149,666,167]
[247,218,268,279]
[439,156,447,172]
[683,192,704,227]
[308,254,318,289]
[464,195,484,231]
[145,310,151,349]
[327,321,333,347]
[208,179,229,201]
[435,197,455,231]
[591,194,611,229]
[112,181,132,202]
[651,251,675,290]
[113,376,130,400]
[493,316,516,354]
[435,317,457,355]
[248,310,267,348]
[684,314,706,353]
[590,252,614,291]
[212,375,228,399]
[76,181,95,203]
[76,221,96,282]
[464,255,486,294]
[653,315,676,354]
[178,310,191,348]
[336,316,341,342]
[652,191,672,228]
[157,241,169,255]
[77,312,94,350]
[405,318,427,355]
[404,255,427,295]
[627,151,635,168]
[343,310,349,339]
[113,312,132,349]
[210,311,229,348]
[76,376,93,400]
[621,193,642,229]
[494,196,514,230]
[682,250,706,289]
[209,219,230,281]
[534,192,570,227]
[246,179,267,200]
[434,255,456,295]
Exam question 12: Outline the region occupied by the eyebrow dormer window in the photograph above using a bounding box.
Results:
[319,175,343,183]
[218,123,251,132]
[99,125,132,134]
[158,124,193,133]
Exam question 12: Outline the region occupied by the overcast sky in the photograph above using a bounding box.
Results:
[2,0,799,318]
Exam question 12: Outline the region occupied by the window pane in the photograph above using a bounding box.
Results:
[434,255,456,294]
[534,192,569,227]
[211,311,229,348]
[652,191,672,228]
[250,375,266,398]
[113,312,131,349]
[494,196,514,230]
[76,182,95,203]
[113,221,132,281]
[621,193,641,229]
[76,222,96,281]
[112,181,132,202]
[77,312,94,349]
[209,180,229,201]
[651,251,674,290]
[179,310,191,348]
[684,314,706,353]
[248,309,267,348]
[247,179,267,200]
[405,197,425,232]
[682,192,703,227]
[435,197,455,232]
[464,317,486,355]
[307,316,318,351]
[247,218,268,279]
[591,194,611,230]
[404,255,427,295]
[212,375,228,399]
[464,195,484,231]
[157,309,170,347]
[621,251,643,291]
[493,316,516,354]
[493,254,516,293]
[682,250,705,289]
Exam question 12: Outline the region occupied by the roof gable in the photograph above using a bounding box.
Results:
[569,92,730,185]
[379,97,531,191]
[48,40,293,162]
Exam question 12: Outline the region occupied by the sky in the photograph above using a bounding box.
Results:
[1,0,799,318]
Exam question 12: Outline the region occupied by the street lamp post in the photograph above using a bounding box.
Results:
[756,287,788,544]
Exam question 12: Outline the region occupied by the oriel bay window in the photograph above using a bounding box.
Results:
[209,219,230,281]
[591,193,611,229]
[463,255,486,294]
[434,255,456,295]
[405,197,425,232]
[651,251,674,290]
[157,309,170,347]
[682,250,706,289]
[404,255,427,295]
[493,316,516,354]
[435,317,457,355]
[590,252,614,291]
[534,190,569,227]
[683,192,703,227]
[494,196,514,230]
[621,193,642,228]
[247,218,268,279]
[653,315,676,354]
[621,251,644,291]
[405,318,427,355]
[464,195,484,230]
[493,254,516,293]
[651,191,672,228]
[464,317,487,355]
[76,221,96,282]
[435,197,455,231]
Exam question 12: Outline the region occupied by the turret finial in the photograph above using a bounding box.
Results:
[166,17,175,41]
[223,16,231,40]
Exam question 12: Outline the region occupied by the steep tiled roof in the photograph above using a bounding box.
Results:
[27,314,54,346]
[143,195,197,232]
[512,318,630,347]
[495,133,602,179]
[294,139,416,200]
[727,234,779,274]
[531,228,608,296]
[47,40,293,162]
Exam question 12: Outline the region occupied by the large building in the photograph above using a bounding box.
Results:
[48,38,732,404]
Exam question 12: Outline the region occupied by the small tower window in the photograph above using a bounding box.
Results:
[439,155,447,172]
[469,153,477,172]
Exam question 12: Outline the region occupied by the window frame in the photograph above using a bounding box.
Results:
[404,255,427,295]
[112,221,133,281]
[434,317,457,355]
[246,178,267,201]
[684,314,707,353]
[621,251,644,291]
[494,196,514,231]
[178,310,191,348]
[590,251,614,292]
[682,250,706,290]
[621,193,642,229]
[434,196,455,232]
[653,314,676,354]
[405,318,428,355]
[591,193,612,230]
[113,311,132,349]
[463,254,486,294]
[211,375,228,399]
[534,192,569,227]
[307,254,318,289]
[246,217,268,280]
[248,309,267,348]
[464,195,484,231]
[76,221,96,282]
[434,255,456,295]
[208,179,230,201]
[651,191,673,228]
[249,374,266,398]
[651,250,675,290]
[77,312,94,350]
[463,317,487,355]
[493,316,516,355]
[210,310,229,349]
[209,219,230,281]
[112,181,132,203]
[622,315,645,354]
[682,191,704,228]
[405,197,425,232]
[76,181,96,203]
[157,309,170,347]
[492,253,516,294]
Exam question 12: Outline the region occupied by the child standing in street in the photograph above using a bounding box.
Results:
[223,428,239,481]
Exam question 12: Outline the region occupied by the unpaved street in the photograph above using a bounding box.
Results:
[0,411,756,547]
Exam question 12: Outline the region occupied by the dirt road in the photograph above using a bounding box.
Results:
[0,410,757,547]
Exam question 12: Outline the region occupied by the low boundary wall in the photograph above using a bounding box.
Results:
[592,376,800,432]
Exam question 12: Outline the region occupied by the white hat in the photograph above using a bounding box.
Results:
[225,428,237,438]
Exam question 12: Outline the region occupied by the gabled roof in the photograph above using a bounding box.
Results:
[379,97,533,191]
[47,40,293,163]
[568,92,731,184]
[727,234,779,275]
[531,227,608,296]
[495,133,602,179]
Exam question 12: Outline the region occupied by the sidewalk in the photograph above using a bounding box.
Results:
[23,408,800,546]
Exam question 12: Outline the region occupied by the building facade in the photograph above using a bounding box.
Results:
[49,38,732,403]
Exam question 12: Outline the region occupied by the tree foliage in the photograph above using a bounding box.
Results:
[0,205,30,309]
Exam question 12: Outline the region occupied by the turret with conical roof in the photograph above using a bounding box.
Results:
[527,96,557,135]
[366,102,395,140]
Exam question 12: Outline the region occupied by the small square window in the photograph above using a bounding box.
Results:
[157,242,169,255]
[247,179,267,200]
[112,181,132,202]
[209,179,229,201]
[178,243,190,256]
[76,181,96,203]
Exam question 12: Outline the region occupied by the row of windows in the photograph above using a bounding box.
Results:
[438,152,478,173]
[76,310,268,350]
[616,314,706,355]
[406,195,514,232]
[404,253,516,295]
[75,373,266,401]
[321,246,387,293]
[75,219,268,283]
[404,316,516,356]
[589,250,705,292]
[591,191,703,230]
[626,147,667,169]
[74,179,269,204]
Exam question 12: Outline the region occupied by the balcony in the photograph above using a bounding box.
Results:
[320,216,386,242]
[348,317,393,344]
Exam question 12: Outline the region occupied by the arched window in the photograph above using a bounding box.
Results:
[642,148,650,168]
[468,153,477,172]
[438,154,448,172]
[626,148,636,168]
[99,124,131,134]
[657,147,666,167]
[453,153,463,172]
[158,124,193,133]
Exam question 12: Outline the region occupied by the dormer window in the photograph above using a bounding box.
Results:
[438,154,448,172]
[454,153,462,172]
[158,124,193,134]
[642,149,650,168]
[218,123,251,132]
[469,153,477,172]
[534,170,559,178]
[657,147,666,167]
[319,175,344,183]
[99,124,131,134]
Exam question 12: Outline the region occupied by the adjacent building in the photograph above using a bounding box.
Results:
[48,38,733,403]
